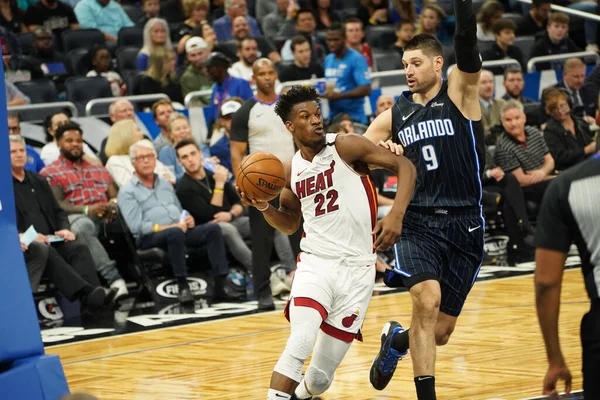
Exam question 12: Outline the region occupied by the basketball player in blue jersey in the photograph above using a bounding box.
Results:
[364,0,485,399]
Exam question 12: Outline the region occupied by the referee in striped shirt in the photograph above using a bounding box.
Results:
[494,100,556,204]
[534,152,600,399]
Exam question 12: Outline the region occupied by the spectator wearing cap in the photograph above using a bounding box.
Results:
[278,35,323,83]
[180,36,212,106]
[74,0,134,42]
[204,51,253,126]
[480,18,526,75]
[209,98,243,173]
[529,12,580,71]
[212,0,261,42]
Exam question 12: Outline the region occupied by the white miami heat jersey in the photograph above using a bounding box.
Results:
[290,133,378,258]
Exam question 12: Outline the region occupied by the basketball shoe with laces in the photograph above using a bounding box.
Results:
[369,321,407,390]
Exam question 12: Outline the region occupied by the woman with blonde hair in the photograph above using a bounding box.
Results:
[158,112,194,182]
[416,4,447,42]
[476,0,504,41]
[137,47,184,104]
[176,0,210,54]
[105,120,176,187]
[137,18,173,71]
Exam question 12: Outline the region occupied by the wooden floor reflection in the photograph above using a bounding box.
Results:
[49,269,587,400]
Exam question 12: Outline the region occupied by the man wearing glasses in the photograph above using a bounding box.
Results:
[7,112,45,172]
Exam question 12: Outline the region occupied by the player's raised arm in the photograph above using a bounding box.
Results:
[447,0,483,121]
[336,134,416,250]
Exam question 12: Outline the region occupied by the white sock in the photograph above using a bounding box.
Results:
[266,389,291,400]
[294,380,312,399]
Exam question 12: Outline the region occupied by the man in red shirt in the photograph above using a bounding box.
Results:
[40,122,128,300]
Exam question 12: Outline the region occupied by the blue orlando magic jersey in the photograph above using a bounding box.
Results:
[391,80,485,208]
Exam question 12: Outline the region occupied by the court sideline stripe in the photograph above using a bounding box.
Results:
[58,271,584,366]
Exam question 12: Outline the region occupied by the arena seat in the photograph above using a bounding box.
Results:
[62,29,105,53]
[118,27,144,48]
[65,76,113,115]
[67,48,91,76]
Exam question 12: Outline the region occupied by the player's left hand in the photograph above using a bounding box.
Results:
[372,212,403,250]
[235,185,269,211]
[542,362,572,397]
[378,140,404,156]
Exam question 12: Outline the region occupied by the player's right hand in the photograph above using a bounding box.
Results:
[372,212,403,250]
[378,140,404,156]
[235,185,269,211]
[542,363,572,397]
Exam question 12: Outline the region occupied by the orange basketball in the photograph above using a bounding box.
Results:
[235,152,286,202]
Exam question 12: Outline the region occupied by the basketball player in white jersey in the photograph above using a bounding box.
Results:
[237,86,416,400]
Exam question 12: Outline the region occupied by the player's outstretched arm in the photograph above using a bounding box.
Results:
[447,0,482,121]
[535,247,572,396]
[336,134,416,250]
[363,108,394,146]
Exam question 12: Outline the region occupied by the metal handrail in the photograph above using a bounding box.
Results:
[447,59,521,75]
[8,101,78,117]
[85,93,170,116]
[518,0,600,23]
[527,51,600,72]
[183,70,409,108]
[184,89,213,109]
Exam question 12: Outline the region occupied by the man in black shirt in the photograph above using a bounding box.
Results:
[24,0,78,50]
[10,136,115,312]
[529,12,580,71]
[502,68,535,104]
[481,18,526,75]
[175,138,251,271]
[279,35,323,83]
[534,152,600,399]
[516,0,549,36]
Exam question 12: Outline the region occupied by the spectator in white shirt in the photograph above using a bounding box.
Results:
[105,121,175,187]
[228,36,259,84]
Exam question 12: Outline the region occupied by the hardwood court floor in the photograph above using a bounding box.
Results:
[49,269,587,400]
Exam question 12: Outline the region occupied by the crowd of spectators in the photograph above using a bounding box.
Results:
[4,0,600,313]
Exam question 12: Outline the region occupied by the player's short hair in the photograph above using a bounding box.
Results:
[403,33,443,58]
[290,35,309,52]
[274,85,321,122]
[501,99,524,117]
[503,66,522,79]
[548,12,569,26]
[174,137,200,157]
[492,18,516,35]
[237,36,257,50]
